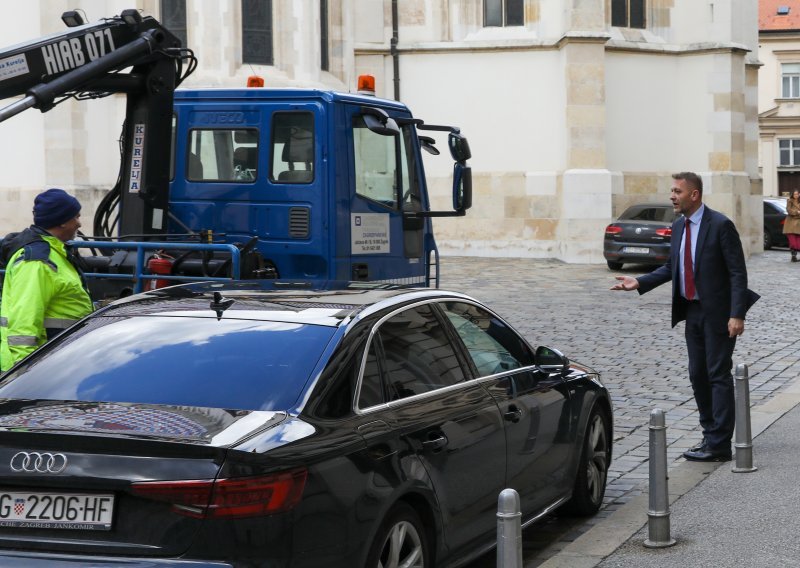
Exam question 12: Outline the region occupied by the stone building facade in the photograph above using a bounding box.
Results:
[0,1,762,260]
[758,0,800,198]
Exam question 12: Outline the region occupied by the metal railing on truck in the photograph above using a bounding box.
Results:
[0,241,242,296]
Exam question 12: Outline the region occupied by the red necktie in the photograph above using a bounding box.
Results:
[684,219,696,300]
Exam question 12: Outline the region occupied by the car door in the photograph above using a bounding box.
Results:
[438,301,572,515]
[355,301,506,555]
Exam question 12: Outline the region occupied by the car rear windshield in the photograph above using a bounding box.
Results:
[619,206,674,222]
[0,316,337,411]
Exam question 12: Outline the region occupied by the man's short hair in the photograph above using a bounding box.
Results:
[672,172,703,196]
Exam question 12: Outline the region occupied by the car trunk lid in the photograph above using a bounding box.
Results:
[0,399,284,557]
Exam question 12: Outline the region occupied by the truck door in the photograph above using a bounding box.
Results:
[347,107,428,285]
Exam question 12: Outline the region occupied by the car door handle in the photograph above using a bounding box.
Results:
[422,434,448,451]
[504,405,522,423]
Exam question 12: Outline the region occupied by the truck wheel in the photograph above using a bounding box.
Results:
[560,406,610,516]
[606,260,623,270]
[366,502,429,568]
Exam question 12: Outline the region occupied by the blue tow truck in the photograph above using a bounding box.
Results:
[0,9,472,299]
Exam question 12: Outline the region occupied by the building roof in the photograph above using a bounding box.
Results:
[760,0,800,31]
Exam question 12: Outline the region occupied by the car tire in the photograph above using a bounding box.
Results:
[366,502,429,568]
[560,405,611,516]
[606,260,623,270]
[764,230,772,250]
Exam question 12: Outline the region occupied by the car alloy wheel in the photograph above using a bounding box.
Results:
[368,503,428,568]
[584,413,609,506]
[559,406,610,516]
[764,230,772,250]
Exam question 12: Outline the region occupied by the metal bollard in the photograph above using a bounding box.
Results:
[732,363,758,473]
[644,408,676,548]
[496,488,522,568]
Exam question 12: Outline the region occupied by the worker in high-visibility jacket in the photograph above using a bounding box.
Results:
[0,188,93,372]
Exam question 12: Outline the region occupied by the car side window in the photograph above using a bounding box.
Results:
[441,302,534,377]
[357,342,385,408]
[365,304,465,403]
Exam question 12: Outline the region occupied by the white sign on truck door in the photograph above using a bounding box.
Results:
[351,213,390,254]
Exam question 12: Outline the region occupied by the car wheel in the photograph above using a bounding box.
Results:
[560,406,610,516]
[606,260,623,270]
[367,502,429,568]
[764,230,772,250]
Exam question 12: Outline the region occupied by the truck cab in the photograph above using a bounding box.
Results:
[169,87,470,285]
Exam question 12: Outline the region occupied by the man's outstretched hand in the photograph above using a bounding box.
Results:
[610,276,640,292]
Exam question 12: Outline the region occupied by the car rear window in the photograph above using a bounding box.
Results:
[0,316,336,411]
[619,206,674,222]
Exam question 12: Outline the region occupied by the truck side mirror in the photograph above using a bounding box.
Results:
[453,163,472,212]
[448,132,471,162]
[361,106,400,136]
[419,135,440,156]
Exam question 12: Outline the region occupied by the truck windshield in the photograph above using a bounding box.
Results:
[0,316,336,411]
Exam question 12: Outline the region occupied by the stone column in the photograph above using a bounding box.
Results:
[559,0,617,262]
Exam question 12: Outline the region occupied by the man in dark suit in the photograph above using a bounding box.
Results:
[611,172,759,462]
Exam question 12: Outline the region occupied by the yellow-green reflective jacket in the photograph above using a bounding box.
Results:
[0,233,93,371]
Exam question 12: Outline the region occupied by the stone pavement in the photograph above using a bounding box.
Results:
[441,248,800,566]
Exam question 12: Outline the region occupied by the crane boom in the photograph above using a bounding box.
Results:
[0,10,195,236]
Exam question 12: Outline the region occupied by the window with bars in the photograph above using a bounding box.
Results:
[779,139,800,167]
[611,0,646,29]
[484,0,524,27]
[782,64,800,98]
[161,0,187,47]
[242,0,273,65]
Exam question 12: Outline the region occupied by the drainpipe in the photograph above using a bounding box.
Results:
[391,0,400,100]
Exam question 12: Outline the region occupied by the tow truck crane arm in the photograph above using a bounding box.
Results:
[0,9,196,236]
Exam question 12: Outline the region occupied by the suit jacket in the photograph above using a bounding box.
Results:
[636,206,759,328]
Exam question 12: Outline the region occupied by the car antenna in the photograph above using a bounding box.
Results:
[210,291,235,320]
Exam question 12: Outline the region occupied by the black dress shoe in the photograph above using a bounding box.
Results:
[688,438,707,452]
[683,448,732,462]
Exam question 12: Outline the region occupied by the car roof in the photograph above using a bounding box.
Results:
[97,281,475,327]
[622,203,672,209]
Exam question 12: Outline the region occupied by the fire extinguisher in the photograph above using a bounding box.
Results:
[146,254,174,290]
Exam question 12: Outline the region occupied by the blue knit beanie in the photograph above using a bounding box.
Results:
[33,188,81,229]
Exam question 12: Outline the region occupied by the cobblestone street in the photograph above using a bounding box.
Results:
[444,248,800,566]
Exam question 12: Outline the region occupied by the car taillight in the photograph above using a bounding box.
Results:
[781,219,785,226]
[131,469,307,519]
[655,228,672,237]
[605,225,622,235]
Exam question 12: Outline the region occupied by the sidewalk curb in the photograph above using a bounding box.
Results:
[532,374,800,568]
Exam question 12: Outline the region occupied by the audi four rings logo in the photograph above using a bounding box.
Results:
[9,452,68,474]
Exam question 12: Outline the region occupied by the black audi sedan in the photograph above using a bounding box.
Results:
[0,282,612,567]
[604,203,676,270]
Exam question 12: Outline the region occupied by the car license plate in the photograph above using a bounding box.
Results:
[0,491,114,530]
[622,246,650,254]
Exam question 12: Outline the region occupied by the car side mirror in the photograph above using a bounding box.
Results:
[535,346,569,373]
